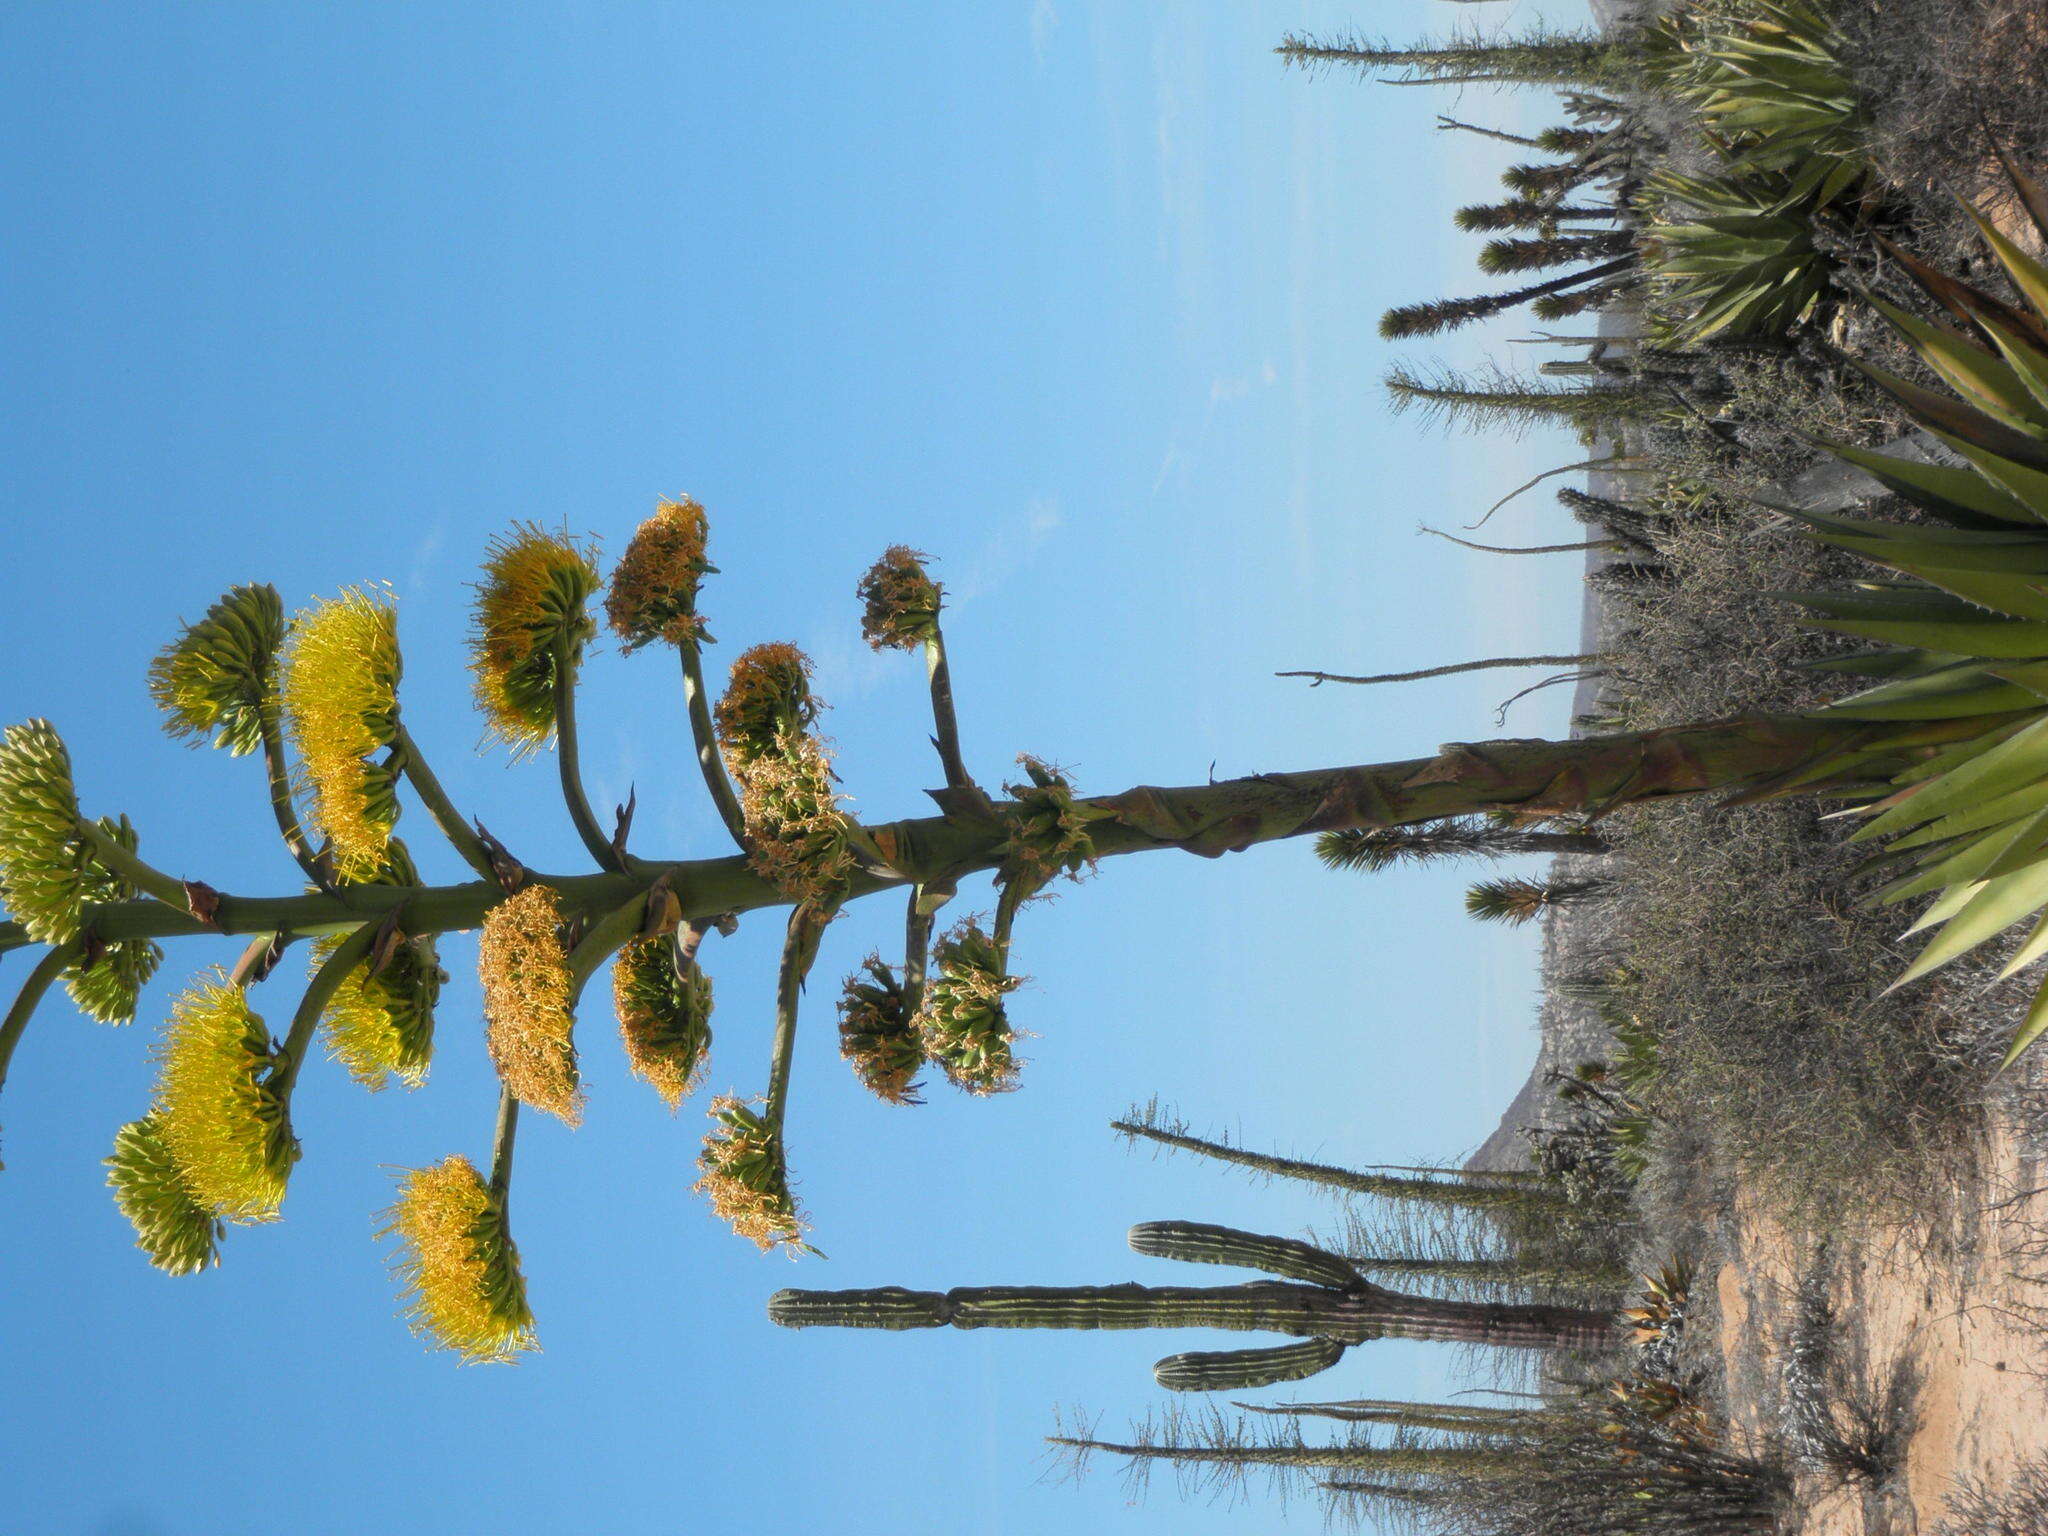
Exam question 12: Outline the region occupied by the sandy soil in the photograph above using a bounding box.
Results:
[1715,1114,2048,1533]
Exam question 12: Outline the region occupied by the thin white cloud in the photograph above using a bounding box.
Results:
[950,495,1063,603]
[1028,0,1059,68]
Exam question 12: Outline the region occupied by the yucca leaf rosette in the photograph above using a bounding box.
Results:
[150,973,294,1222]
[281,586,403,882]
[916,918,1023,1095]
[479,883,584,1126]
[106,1114,223,1275]
[606,497,713,651]
[613,935,713,1111]
[837,956,923,1105]
[146,583,286,756]
[714,644,859,901]
[0,719,91,943]
[63,815,164,1023]
[856,546,941,651]
[695,1095,810,1254]
[380,1155,536,1364]
[470,524,601,754]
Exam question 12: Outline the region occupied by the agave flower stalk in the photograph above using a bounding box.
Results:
[0,942,77,1147]
[267,921,379,1104]
[386,722,498,883]
[549,633,626,873]
[762,900,835,1137]
[856,547,976,795]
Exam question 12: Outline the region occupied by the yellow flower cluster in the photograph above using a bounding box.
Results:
[381,1156,536,1364]
[479,884,584,1126]
[613,935,713,1111]
[282,586,402,882]
[151,974,292,1221]
[470,524,600,754]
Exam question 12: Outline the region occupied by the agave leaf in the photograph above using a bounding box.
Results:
[1892,860,2048,987]
[1850,360,2048,472]
[1999,905,2048,982]
[1978,317,2048,425]
[1900,877,1985,937]
[1890,777,2048,850]
[1967,205,2048,322]
[1876,810,2048,904]
[1803,612,2048,657]
[1807,438,2039,526]
[1819,662,2041,721]
[1874,299,2048,433]
[1997,971,2048,1071]
[1854,713,2048,841]
[1989,145,2048,251]
[1876,236,2048,353]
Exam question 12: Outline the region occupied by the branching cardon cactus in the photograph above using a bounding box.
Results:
[770,1219,1613,1391]
[0,494,2027,1359]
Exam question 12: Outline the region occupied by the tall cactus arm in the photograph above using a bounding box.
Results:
[1128,1221,1362,1290]
[1153,1338,1349,1392]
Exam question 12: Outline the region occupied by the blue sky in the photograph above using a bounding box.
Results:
[0,3,1592,1532]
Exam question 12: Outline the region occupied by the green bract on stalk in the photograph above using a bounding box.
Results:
[856,546,941,651]
[606,496,713,651]
[63,815,163,1024]
[146,583,285,757]
[106,1114,223,1275]
[695,1095,809,1254]
[380,1155,536,1364]
[917,918,1023,1095]
[715,644,860,902]
[0,719,92,944]
[613,934,713,1111]
[149,973,294,1223]
[837,955,923,1105]
[479,883,583,1126]
[470,524,601,754]
[1000,756,1109,893]
[282,586,403,882]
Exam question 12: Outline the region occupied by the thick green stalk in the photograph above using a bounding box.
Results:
[900,885,937,1018]
[256,703,321,881]
[73,820,191,911]
[390,723,498,882]
[678,644,748,850]
[1128,1221,1362,1290]
[763,902,833,1136]
[488,1087,519,1203]
[551,644,621,872]
[0,943,78,1108]
[564,892,653,1004]
[7,710,2015,956]
[924,628,973,790]
[269,921,378,1099]
[1236,1398,1548,1432]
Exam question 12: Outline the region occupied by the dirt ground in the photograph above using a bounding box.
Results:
[1715,1114,2048,1533]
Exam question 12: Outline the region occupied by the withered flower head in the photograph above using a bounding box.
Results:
[380,1155,536,1364]
[606,497,713,651]
[856,546,942,652]
[694,1096,810,1254]
[479,884,584,1126]
[734,737,857,903]
[837,956,923,1105]
[713,642,820,768]
[917,919,1023,1096]
[614,935,714,1111]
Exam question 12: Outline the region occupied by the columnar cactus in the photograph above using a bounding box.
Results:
[770,1219,1615,1391]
